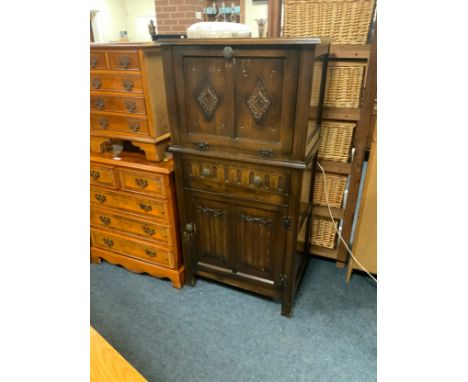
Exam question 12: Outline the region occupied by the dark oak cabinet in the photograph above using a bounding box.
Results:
[162,38,329,316]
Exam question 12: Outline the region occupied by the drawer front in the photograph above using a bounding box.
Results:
[91,207,173,246]
[90,73,144,94]
[90,164,118,188]
[107,51,141,71]
[117,169,168,198]
[90,95,147,115]
[90,186,169,221]
[182,156,291,205]
[90,51,107,70]
[91,229,174,268]
[90,113,150,136]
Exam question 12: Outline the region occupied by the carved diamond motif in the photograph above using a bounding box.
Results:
[246,78,273,124]
[197,77,220,120]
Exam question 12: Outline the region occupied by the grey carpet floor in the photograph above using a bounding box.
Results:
[90,257,376,382]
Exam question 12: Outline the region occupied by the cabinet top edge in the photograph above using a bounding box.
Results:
[158,37,325,46]
[90,42,162,49]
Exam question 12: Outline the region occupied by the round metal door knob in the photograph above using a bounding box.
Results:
[223,46,233,59]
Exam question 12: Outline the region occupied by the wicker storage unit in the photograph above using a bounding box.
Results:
[311,215,338,249]
[283,0,375,44]
[313,172,347,208]
[317,121,355,162]
[311,61,366,108]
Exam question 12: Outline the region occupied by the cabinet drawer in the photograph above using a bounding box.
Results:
[90,113,150,136]
[90,73,144,94]
[90,164,118,189]
[90,186,169,221]
[117,169,168,198]
[107,51,141,71]
[91,228,174,268]
[182,156,291,205]
[90,51,107,70]
[91,207,174,246]
[90,95,147,115]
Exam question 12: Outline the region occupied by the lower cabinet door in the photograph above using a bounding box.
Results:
[185,190,287,284]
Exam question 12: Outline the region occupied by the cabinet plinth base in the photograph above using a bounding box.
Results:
[91,247,185,289]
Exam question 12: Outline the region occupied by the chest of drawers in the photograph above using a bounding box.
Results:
[90,153,184,288]
[90,43,170,161]
[161,38,329,315]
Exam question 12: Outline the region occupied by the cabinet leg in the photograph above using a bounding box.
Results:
[90,253,101,264]
[346,259,354,284]
[336,261,346,269]
[90,136,112,153]
[281,300,292,317]
[132,139,169,162]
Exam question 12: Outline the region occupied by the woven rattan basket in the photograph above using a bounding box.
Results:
[317,121,355,162]
[311,61,366,108]
[283,0,376,44]
[311,215,338,249]
[313,172,347,208]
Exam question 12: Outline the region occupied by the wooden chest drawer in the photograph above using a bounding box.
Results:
[90,164,118,188]
[91,207,174,246]
[107,51,141,71]
[182,156,291,205]
[90,73,144,94]
[90,186,169,221]
[90,51,107,70]
[90,95,146,115]
[116,169,168,198]
[90,113,150,136]
[91,228,174,268]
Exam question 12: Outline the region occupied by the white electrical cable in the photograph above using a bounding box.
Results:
[316,162,377,283]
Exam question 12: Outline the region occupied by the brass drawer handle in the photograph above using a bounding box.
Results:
[223,46,233,59]
[100,216,111,225]
[95,194,106,204]
[94,98,105,110]
[135,178,148,188]
[125,100,137,113]
[90,57,97,68]
[129,121,140,132]
[122,79,134,91]
[103,238,114,248]
[240,213,272,225]
[139,202,152,212]
[198,206,226,218]
[253,175,263,187]
[201,168,211,177]
[98,118,109,129]
[195,142,209,150]
[91,78,102,89]
[90,170,100,180]
[257,149,273,158]
[143,226,155,236]
[118,56,131,69]
[145,249,156,258]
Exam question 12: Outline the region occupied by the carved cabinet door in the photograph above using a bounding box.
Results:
[172,46,299,157]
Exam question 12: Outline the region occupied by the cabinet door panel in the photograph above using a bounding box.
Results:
[235,204,286,281]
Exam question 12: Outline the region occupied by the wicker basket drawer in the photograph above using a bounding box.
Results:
[313,172,347,208]
[283,0,376,44]
[91,228,174,268]
[90,164,118,189]
[318,121,355,163]
[311,215,338,249]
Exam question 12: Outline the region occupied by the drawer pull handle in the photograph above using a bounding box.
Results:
[94,98,105,110]
[100,216,111,225]
[257,149,273,158]
[91,78,102,89]
[135,178,148,188]
[122,79,134,91]
[253,175,263,187]
[240,213,272,225]
[195,142,209,150]
[90,170,100,180]
[95,194,106,204]
[90,57,97,68]
[98,118,109,129]
[139,202,152,212]
[145,249,156,258]
[118,56,131,69]
[103,238,114,248]
[143,226,155,236]
[201,168,211,177]
[129,121,140,132]
[223,46,233,59]
[125,100,137,113]
[198,206,226,218]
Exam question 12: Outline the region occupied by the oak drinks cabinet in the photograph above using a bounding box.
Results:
[161,38,329,316]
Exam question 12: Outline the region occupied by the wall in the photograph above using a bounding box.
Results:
[154,0,203,34]
[244,0,268,37]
